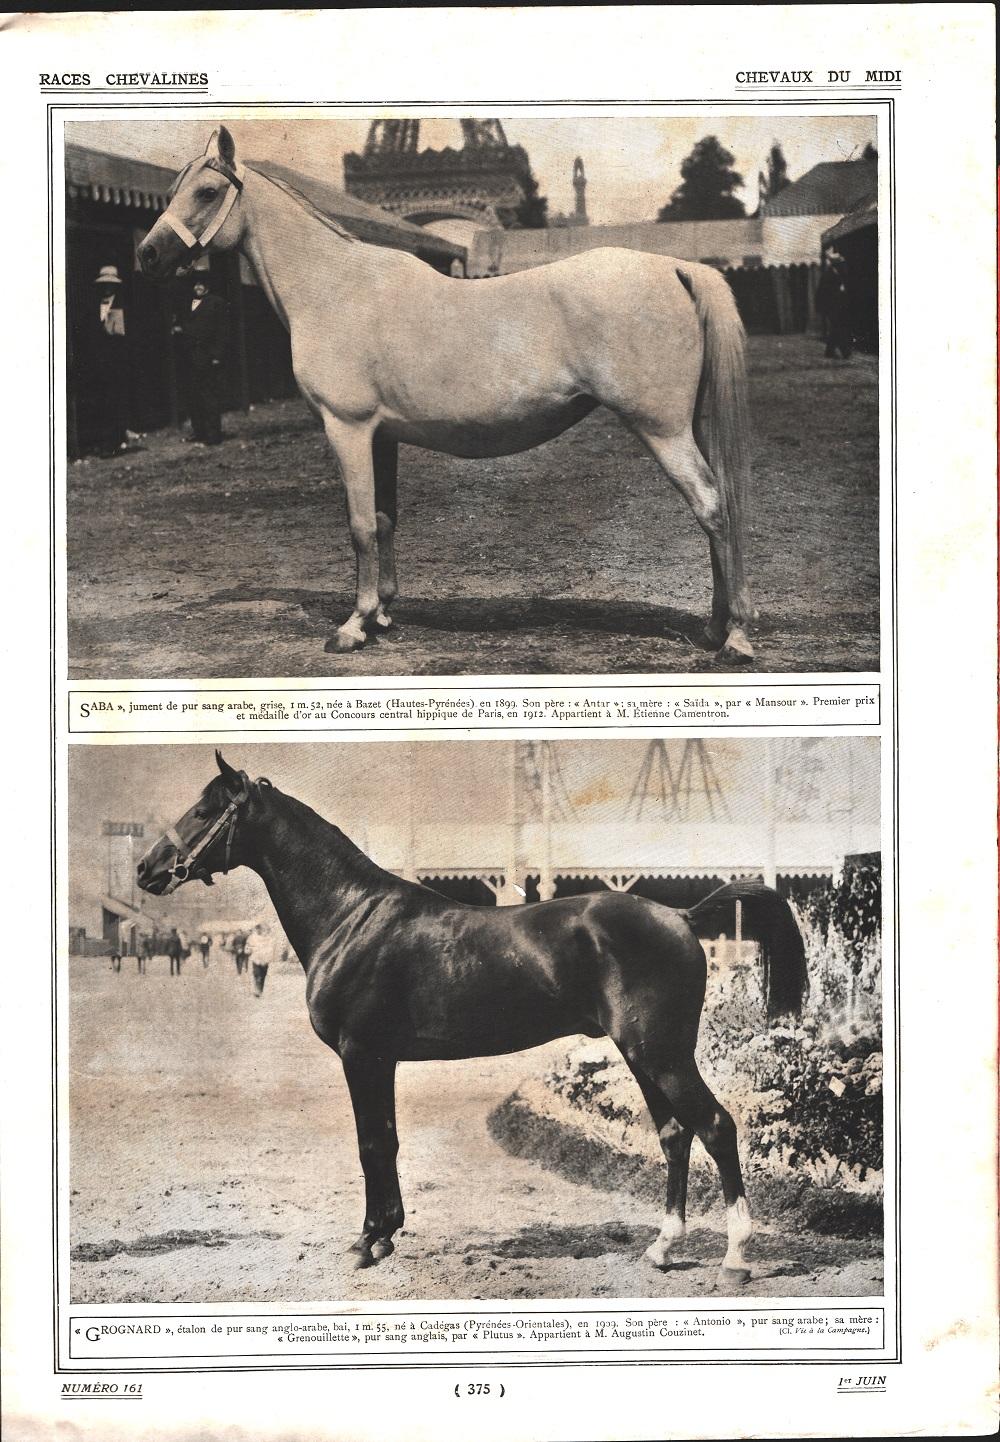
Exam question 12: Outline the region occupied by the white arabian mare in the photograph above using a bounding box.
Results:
[140,128,757,658]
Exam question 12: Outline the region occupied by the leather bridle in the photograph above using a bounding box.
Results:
[161,156,246,259]
[161,772,267,894]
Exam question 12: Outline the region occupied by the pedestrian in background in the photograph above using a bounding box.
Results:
[91,265,131,454]
[166,926,184,977]
[247,919,286,998]
[230,929,248,976]
[172,275,229,446]
[817,247,853,360]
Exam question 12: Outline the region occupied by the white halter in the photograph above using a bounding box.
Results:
[161,156,246,257]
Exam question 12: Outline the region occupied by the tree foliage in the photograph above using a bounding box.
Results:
[512,167,549,229]
[764,142,790,200]
[657,135,747,221]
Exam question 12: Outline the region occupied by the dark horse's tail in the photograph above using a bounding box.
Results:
[684,879,808,1022]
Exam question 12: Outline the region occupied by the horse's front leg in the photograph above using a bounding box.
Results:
[373,428,399,632]
[322,417,380,653]
[341,1044,404,1269]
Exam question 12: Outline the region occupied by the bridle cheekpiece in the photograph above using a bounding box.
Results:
[161,156,246,259]
[161,771,267,894]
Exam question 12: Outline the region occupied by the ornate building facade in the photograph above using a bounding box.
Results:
[343,118,532,228]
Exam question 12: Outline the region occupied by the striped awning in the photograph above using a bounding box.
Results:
[66,145,176,210]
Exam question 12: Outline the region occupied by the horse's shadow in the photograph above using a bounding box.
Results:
[204,585,726,652]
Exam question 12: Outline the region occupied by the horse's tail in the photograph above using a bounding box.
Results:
[677,263,751,596]
[684,879,808,1022]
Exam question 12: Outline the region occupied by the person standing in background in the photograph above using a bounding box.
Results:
[91,265,131,453]
[248,919,285,998]
[166,926,184,977]
[817,248,853,360]
[172,276,229,446]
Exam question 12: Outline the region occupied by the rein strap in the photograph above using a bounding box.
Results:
[163,772,256,893]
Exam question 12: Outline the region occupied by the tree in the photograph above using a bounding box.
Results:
[657,135,746,221]
[512,166,548,228]
[764,142,790,199]
[862,141,878,162]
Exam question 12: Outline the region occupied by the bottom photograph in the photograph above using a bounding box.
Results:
[66,737,883,1305]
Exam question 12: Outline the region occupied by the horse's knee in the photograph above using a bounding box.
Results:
[701,1106,738,1158]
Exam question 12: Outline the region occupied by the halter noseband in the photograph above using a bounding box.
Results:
[161,772,266,894]
[161,157,245,258]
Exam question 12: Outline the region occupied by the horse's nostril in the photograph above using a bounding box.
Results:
[137,859,147,877]
[140,242,156,270]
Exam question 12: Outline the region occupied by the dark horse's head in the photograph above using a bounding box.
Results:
[137,751,265,896]
[138,126,246,280]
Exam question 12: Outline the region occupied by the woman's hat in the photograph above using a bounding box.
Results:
[94,265,124,286]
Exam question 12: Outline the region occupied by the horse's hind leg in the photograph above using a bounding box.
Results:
[636,428,754,659]
[656,1059,753,1277]
[341,1045,404,1268]
[621,1043,752,1277]
[625,1061,693,1268]
[373,429,398,631]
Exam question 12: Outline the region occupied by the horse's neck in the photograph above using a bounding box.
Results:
[238,171,372,332]
[243,791,394,964]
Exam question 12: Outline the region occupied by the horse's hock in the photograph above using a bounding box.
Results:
[488,1038,883,1241]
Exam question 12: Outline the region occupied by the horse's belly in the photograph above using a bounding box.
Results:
[383,395,597,458]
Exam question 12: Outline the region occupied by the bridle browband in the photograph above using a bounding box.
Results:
[161,772,269,894]
[161,156,246,259]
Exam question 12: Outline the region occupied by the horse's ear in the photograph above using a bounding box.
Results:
[217,125,237,168]
[204,127,237,168]
[215,749,243,793]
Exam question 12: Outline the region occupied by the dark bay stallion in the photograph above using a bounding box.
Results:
[137,753,807,1276]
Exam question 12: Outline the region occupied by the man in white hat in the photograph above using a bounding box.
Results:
[92,264,130,452]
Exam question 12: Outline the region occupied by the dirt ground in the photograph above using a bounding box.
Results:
[68,336,879,679]
[69,961,883,1305]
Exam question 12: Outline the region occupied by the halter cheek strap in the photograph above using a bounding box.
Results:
[162,158,245,257]
[162,772,253,894]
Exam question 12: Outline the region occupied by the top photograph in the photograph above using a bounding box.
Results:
[63,113,880,679]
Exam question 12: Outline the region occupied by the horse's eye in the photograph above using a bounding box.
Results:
[196,186,218,201]
[193,809,210,820]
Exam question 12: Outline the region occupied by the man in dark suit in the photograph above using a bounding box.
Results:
[817,248,853,360]
[89,264,131,453]
[173,276,229,445]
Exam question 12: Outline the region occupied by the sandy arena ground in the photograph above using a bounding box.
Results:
[68,336,879,679]
[69,960,884,1305]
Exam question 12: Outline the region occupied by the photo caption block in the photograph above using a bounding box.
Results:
[69,683,880,735]
[67,1306,885,1366]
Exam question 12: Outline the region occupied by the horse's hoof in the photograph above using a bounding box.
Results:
[370,1237,395,1260]
[722,627,754,661]
[349,1247,375,1270]
[326,627,365,654]
[374,608,394,631]
[701,626,726,651]
[644,1242,674,1271]
[720,1264,752,1285]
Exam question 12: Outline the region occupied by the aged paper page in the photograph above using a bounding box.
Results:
[1,6,996,1439]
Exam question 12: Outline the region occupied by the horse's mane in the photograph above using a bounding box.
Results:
[250,167,358,244]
